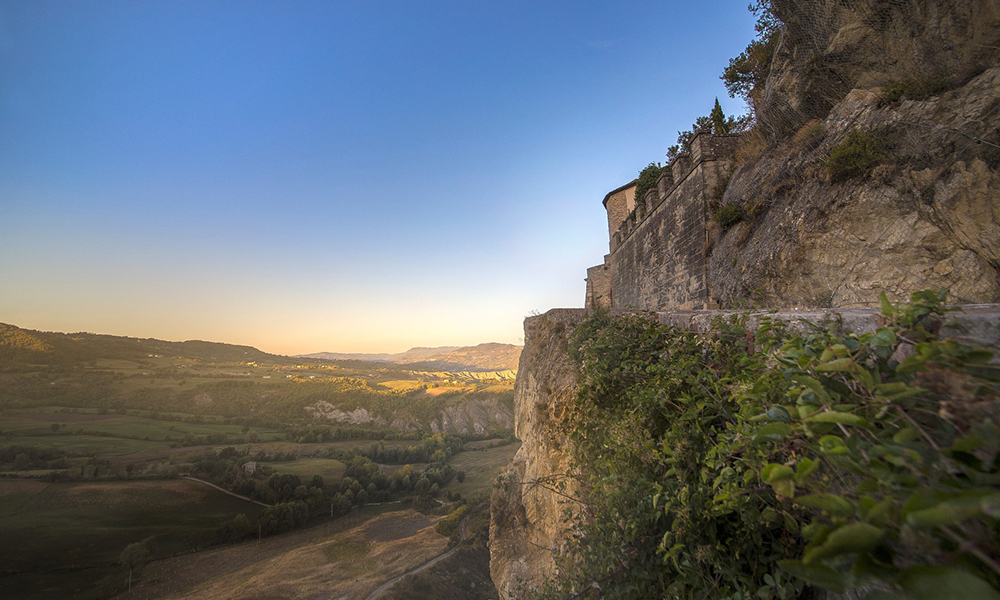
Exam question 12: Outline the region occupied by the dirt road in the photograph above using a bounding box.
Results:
[362,514,469,600]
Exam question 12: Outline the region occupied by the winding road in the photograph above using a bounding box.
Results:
[362,514,469,600]
[181,476,271,507]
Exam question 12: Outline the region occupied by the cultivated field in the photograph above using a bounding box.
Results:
[0,478,263,600]
[444,442,520,498]
[118,505,448,600]
[261,457,346,481]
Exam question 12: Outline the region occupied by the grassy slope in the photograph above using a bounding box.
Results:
[0,479,263,600]
[119,505,447,600]
[443,442,521,499]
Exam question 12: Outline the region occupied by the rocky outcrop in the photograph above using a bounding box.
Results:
[304,395,513,434]
[712,65,1000,308]
[711,0,1000,309]
[761,0,1000,136]
[491,0,1000,594]
[489,310,584,599]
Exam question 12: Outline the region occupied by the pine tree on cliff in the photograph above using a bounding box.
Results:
[710,98,729,135]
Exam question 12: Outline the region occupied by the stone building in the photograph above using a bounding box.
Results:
[585,131,740,312]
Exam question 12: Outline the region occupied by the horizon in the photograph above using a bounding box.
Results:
[1,319,521,357]
[1,1,757,354]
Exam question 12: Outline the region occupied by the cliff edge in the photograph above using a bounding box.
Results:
[489,309,584,598]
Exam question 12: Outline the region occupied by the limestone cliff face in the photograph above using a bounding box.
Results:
[489,309,584,599]
[490,0,1000,593]
[711,0,1000,308]
[761,0,1000,136]
[304,395,513,434]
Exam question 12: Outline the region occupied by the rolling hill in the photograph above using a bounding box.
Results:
[0,322,304,369]
[300,342,522,372]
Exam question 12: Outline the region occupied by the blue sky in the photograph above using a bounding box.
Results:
[0,1,756,354]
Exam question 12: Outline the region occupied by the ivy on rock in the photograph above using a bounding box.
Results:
[538,291,1000,600]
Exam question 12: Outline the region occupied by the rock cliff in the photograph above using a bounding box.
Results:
[713,65,1000,307]
[489,309,583,598]
[490,0,1000,594]
[712,0,1000,307]
[761,0,1000,136]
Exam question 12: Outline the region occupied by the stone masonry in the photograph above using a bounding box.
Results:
[586,131,740,311]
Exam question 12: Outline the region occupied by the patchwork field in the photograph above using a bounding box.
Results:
[444,442,520,498]
[0,478,263,600]
[118,505,449,600]
[262,457,347,481]
[1,409,282,442]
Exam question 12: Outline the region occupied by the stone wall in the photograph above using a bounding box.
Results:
[584,255,612,311]
[597,132,739,311]
[602,180,636,240]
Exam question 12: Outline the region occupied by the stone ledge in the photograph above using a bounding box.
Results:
[649,304,1000,351]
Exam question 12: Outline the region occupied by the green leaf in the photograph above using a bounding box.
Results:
[777,560,845,592]
[818,435,849,455]
[880,291,896,316]
[795,458,819,482]
[796,493,854,517]
[873,328,897,347]
[805,411,870,427]
[906,495,984,529]
[792,375,832,402]
[866,498,894,524]
[802,522,831,542]
[772,479,795,498]
[892,428,919,443]
[803,522,883,563]
[762,464,795,483]
[766,405,793,421]
[900,566,1000,600]
[815,358,857,372]
[754,422,793,443]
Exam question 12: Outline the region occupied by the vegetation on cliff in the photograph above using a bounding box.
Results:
[538,293,1000,599]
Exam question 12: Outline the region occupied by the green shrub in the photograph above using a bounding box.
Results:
[634,163,668,207]
[792,119,825,149]
[714,204,744,228]
[435,504,468,537]
[881,77,949,104]
[543,291,1000,600]
[826,130,889,181]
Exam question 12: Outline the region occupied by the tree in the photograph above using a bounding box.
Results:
[721,1,781,115]
[119,542,150,591]
[50,423,60,433]
[710,98,729,135]
[634,163,668,205]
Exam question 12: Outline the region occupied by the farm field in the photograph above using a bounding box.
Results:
[0,325,516,600]
[444,442,521,498]
[5,434,169,456]
[0,478,264,600]
[262,457,347,481]
[0,409,283,441]
[118,505,448,600]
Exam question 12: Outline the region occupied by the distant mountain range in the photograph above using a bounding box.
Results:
[0,322,300,368]
[0,322,522,373]
[300,342,522,372]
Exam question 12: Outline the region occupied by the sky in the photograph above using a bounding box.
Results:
[0,1,757,355]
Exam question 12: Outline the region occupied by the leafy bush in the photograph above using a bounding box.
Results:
[791,119,825,149]
[753,290,1000,598]
[715,204,744,228]
[547,312,804,599]
[544,291,1000,599]
[881,77,949,104]
[826,130,889,182]
[722,1,781,115]
[634,163,668,207]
